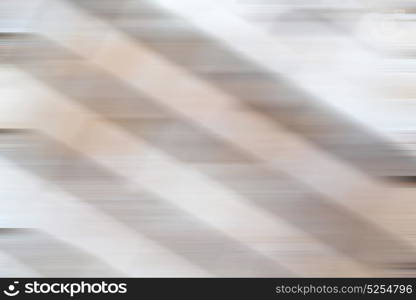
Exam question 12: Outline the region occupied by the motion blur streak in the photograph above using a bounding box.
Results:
[1,0,416,277]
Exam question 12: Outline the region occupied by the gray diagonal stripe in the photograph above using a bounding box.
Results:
[1,34,251,164]
[0,130,291,277]
[0,228,121,276]
[70,0,416,178]
[197,163,416,268]
[2,34,415,268]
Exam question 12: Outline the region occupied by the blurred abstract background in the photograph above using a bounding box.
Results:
[1,0,416,277]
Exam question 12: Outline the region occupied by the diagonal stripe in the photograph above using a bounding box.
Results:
[68,0,416,178]
[0,228,121,277]
[0,150,208,277]
[2,33,416,269]
[2,34,250,164]
[0,68,374,276]
[0,129,292,277]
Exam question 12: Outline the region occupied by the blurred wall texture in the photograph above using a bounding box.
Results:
[1,0,416,277]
